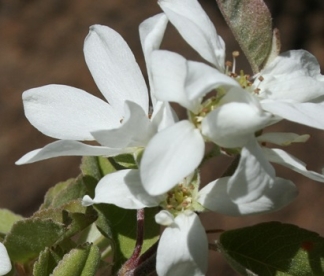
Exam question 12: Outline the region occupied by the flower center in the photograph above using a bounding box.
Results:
[189,88,227,130]
[160,177,197,215]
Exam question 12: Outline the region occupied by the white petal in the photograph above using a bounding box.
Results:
[150,101,179,132]
[139,13,168,107]
[158,0,225,70]
[82,169,161,209]
[257,132,310,146]
[198,177,297,216]
[262,147,324,183]
[228,139,275,204]
[92,101,155,148]
[141,120,204,196]
[261,100,324,130]
[155,210,175,226]
[185,60,240,102]
[22,85,120,140]
[15,140,130,165]
[156,212,208,276]
[257,50,324,102]
[202,88,271,148]
[151,50,200,112]
[84,25,148,117]
[0,243,11,276]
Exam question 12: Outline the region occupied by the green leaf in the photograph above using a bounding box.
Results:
[219,221,324,276]
[4,218,65,263]
[51,243,100,276]
[41,156,118,211]
[40,175,88,209]
[59,208,98,243]
[0,209,23,236]
[40,181,68,209]
[33,246,69,276]
[95,204,159,273]
[216,0,272,73]
[34,200,98,242]
[34,199,87,223]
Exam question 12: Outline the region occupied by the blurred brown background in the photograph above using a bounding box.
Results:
[0,0,324,275]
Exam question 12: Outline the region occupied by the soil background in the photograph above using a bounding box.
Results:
[1,0,324,275]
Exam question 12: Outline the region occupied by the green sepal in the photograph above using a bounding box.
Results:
[50,243,101,276]
[216,0,272,73]
[94,204,160,273]
[110,153,138,170]
[80,156,116,181]
[218,221,324,275]
[0,209,23,237]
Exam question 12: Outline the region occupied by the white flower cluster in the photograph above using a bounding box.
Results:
[16,0,324,275]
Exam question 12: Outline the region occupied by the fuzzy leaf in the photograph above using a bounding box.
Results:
[0,209,23,236]
[219,222,324,275]
[3,218,65,263]
[51,243,100,276]
[34,200,98,242]
[40,181,69,209]
[40,176,88,210]
[59,209,98,243]
[51,177,88,208]
[216,0,272,73]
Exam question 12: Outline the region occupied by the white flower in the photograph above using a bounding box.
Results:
[82,170,208,275]
[0,243,11,276]
[158,0,324,122]
[147,0,324,193]
[82,142,297,275]
[16,15,176,165]
[139,50,272,196]
[159,0,324,129]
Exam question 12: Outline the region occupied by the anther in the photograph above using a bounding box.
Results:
[225,61,232,67]
[254,88,261,94]
[253,75,264,94]
[225,61,232,75]
[232,51,240,57]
